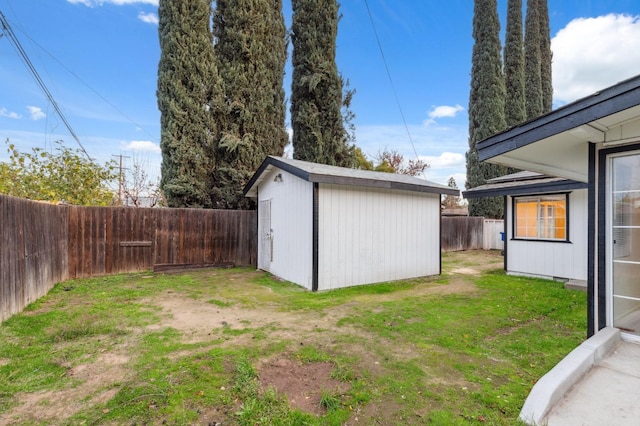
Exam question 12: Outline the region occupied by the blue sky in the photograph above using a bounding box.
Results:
[1,0,640,190]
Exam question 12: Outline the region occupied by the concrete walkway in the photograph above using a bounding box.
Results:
[519,327,640,425]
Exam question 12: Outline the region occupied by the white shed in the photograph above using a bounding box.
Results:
[463,171,589,282]
[243,156,459,291]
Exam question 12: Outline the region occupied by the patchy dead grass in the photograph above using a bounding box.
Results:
[0,250,585,425]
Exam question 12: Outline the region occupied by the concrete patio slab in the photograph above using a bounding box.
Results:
[519,327,640,426]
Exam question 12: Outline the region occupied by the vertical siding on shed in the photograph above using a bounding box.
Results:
[317,184,441,290]
[257,169,314,289]
[507,189,588,281]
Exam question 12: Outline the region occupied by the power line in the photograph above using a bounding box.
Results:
[11,23,159,144]
[363,0,426,178]
[0,10,92,160]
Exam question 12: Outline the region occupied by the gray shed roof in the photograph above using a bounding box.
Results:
[244,156,460,198]
[463,171,588,199]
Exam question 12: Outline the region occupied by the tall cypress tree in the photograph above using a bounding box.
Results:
[157,0,222,208]
[538,0,553,112]
[290,0,356,168]
[466,0,508,218]
[524,0,543,119]
[504,0,526,128]
[212,0,288,209]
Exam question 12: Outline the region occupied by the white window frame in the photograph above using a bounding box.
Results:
[513,194,568,241]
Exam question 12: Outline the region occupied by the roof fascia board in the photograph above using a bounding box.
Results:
[478,77,640,161]
[242,156,311,197]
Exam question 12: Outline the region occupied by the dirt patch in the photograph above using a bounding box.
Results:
[148,290,366,345]
[257,357,350,416]
[443,250,504,275]
[1,250,505,423]
[0,350,129,425]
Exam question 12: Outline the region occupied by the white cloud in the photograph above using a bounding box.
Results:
[138,12,158,24]
[67,0,158,6]
[420,152,465,169]
[424,104,465,126]
[552,14,640,104]
[0,108,22,119]
[418,152,467,187]
[354,124,468,186]
[120,140,161,153]
[27,106,46,121]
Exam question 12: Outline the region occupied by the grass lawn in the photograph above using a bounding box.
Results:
[0,250,586,425]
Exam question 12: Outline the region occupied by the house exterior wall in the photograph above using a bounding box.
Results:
[317,183,441,290]
[256,169,314,289]
[506,189,588,281]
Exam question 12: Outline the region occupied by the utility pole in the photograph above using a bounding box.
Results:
[112,154,130,205]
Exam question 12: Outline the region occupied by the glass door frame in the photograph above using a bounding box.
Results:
[607,149,640,343]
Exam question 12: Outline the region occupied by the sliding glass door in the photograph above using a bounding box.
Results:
[610,152,640,336]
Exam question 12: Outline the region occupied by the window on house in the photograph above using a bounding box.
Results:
[514,194,567,241]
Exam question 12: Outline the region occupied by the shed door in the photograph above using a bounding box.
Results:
[609,152,640,336]
[258,199,272,271]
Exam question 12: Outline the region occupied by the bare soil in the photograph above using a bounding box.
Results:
[1,250,503,425]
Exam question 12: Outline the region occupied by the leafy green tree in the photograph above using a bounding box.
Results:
[353,147,374,171]
[0,140,117,205]
[504,0,526,128]
[538,0,553,112]
[524,0,543,119]
[290,0,356,168]
[466,0,508,218]
[212,0,288,209]
[157,0,222,208]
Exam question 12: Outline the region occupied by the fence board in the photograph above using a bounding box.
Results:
[483,219,505,250]
[0,195,68,322]
[441,216,484,252]
[441,217,505,252]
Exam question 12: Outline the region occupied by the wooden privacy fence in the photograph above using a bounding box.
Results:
[1,194,257,322]
[1,196,69,323]
[441,217,504,252]
[68,206,257,277]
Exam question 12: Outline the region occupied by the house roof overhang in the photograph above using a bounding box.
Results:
[462,174,588,199]
[477,74,640,182]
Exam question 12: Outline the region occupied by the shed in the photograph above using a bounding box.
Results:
[243,156,459,291]
[463,171,589,282]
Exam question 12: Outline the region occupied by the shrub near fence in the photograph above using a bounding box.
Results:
[0,194,257,322]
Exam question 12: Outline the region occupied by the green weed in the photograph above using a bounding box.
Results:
[0,252,585,425]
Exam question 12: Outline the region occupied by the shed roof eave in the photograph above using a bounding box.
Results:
[244,155,460,197]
